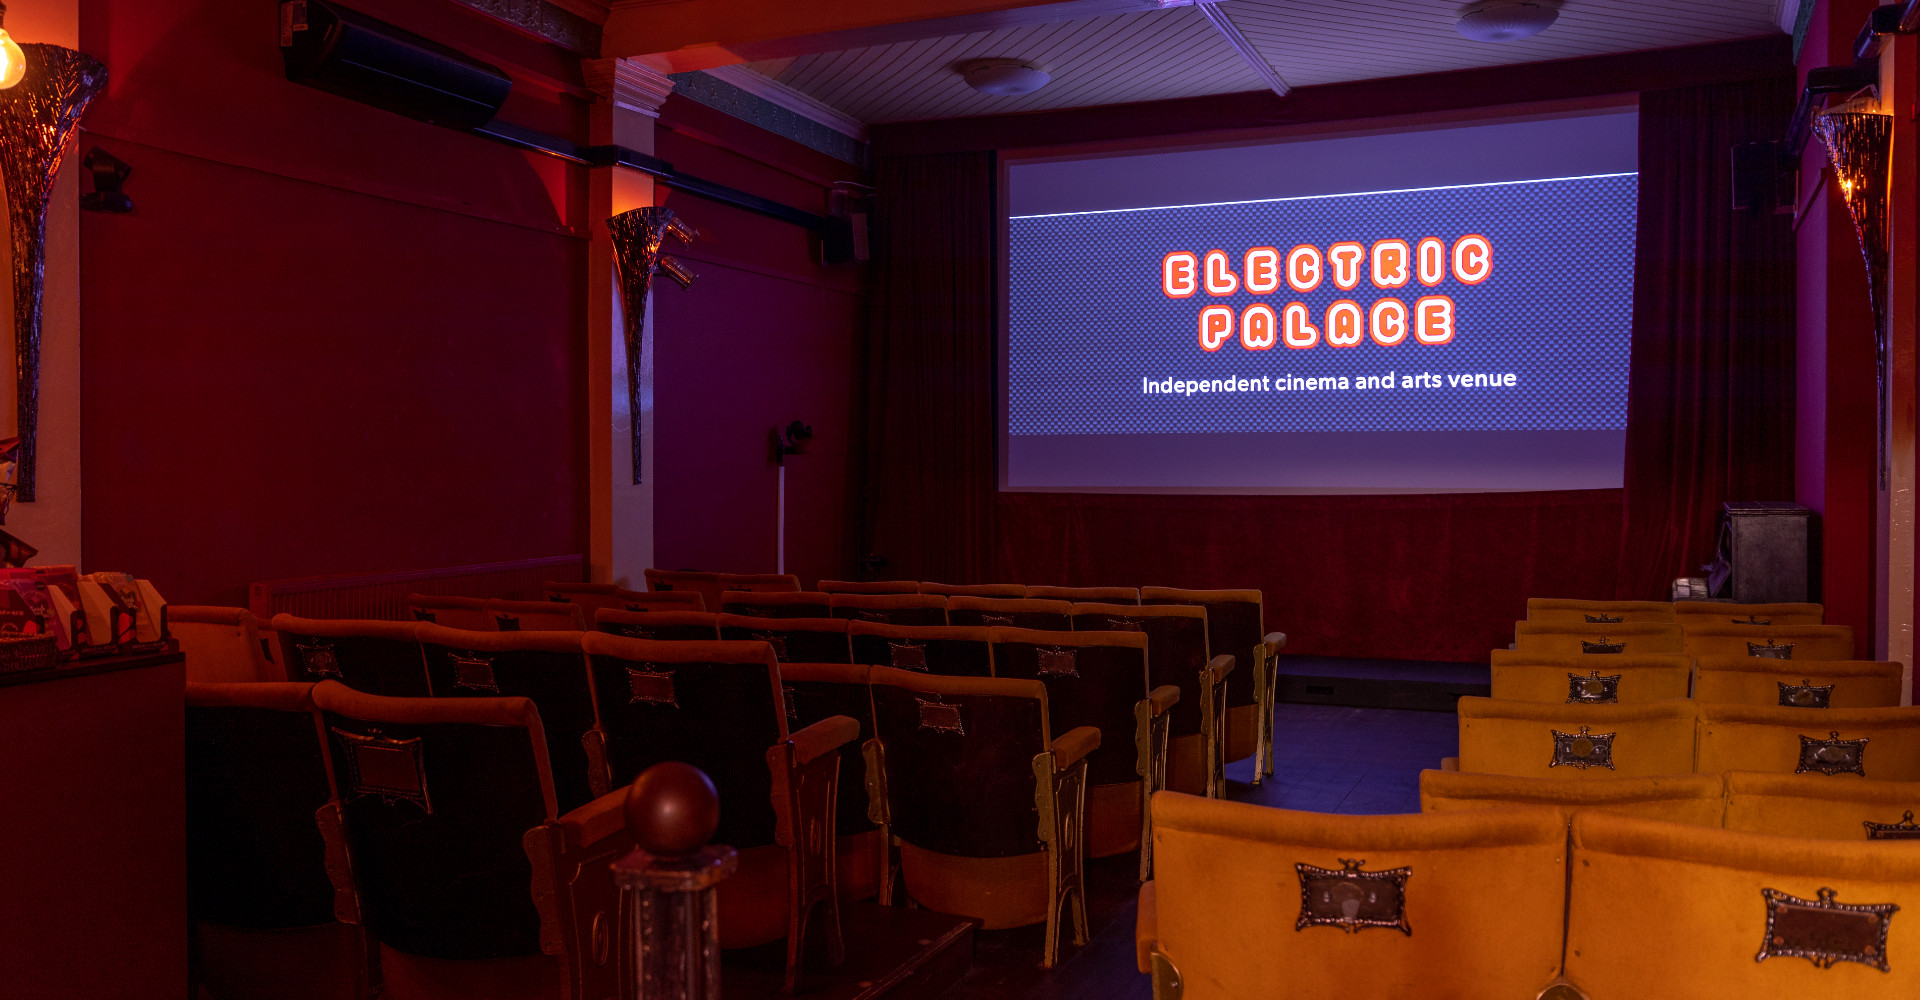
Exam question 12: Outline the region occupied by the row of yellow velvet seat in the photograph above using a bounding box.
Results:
[1422,768,1920,839]
[1512,619,1855,658]
[1526,597,1825,624]
[1490,650,1907,707]
[1453,697,1920,781]
[1136,791,1920,999]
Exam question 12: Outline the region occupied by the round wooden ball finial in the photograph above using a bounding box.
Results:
[624,762,720,858]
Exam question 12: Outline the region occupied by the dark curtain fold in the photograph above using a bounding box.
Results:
[1616,76,1799,598]
[859,151,999,582]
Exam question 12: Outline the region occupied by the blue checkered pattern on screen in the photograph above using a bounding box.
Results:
[1006,173,1637,435]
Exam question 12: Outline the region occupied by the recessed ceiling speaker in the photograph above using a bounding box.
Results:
[957,59,1052,96]
[1455,2,1559,42]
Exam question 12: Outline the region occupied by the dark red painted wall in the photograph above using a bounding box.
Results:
[78,0,590,605]
[1795,0,1880,657]
[650,97,867,586]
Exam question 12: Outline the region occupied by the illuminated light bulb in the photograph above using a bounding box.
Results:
[0,4,23,90]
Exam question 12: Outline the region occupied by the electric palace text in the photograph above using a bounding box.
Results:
[1161,235,1492,352]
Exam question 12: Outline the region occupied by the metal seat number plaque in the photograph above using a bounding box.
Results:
[1551,725,1616,770]
[888,640,928,671]
[1757,887,1897,972]
[450,652,499,692]
[1580,637,1626,654]
[1037,646,1079,678]
[1295,859,1411,935]
[1584,613,1624,624]
[1865,811,1920,841]
[1778,679,1833,708]
[296,638,342,680]
[1749,641,1795,659]
[1566,670,1621,704]
[626,665,678,707]
[1796,731,1868,776]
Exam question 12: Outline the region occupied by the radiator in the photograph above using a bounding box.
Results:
[249,554,586,622]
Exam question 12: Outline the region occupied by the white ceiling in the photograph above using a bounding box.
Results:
[742,0,1788,125]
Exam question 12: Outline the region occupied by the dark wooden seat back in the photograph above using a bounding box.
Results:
[415,624,599,812]
[829,593,948,627]
[848,621,994,676]
[185,682,336,930]
[867,668,1050,858]
[719,614,852,664]
[947,596,1073,631]
[782,662,876,837]
[720,590,833,619]
[593,608,721,641]
[405,594,492,630]
[271,615,430,697]
[987,628,1149,787]
[1069,603,1209,738]
[578,633,787,848]
[1028,585,1139,605]
[312,682,557,961]
[1142,587,1262,710]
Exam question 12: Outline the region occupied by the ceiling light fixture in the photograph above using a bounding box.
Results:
[957,58,1051,96]
[1455,2,1559,43]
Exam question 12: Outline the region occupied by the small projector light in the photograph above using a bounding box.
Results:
[957,59,1051,96]
[1455,2,1559,43]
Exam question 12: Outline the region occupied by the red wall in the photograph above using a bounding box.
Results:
[1795,0,1881,657]
[77,0,591,605]
[650,97,867,586]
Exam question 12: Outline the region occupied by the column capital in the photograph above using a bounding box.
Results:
[583,58,676,119]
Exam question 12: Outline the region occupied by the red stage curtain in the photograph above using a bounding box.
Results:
[1615,76,1798,599]
[860,151,999,583]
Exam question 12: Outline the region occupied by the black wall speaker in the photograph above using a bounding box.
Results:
[279,1,511,130]
[1731,140,1784,214]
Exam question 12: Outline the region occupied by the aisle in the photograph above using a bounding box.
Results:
[941,702,1461,1000]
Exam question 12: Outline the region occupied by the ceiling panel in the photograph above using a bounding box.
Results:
[739,0,1786,126]
[745,5,1268,124]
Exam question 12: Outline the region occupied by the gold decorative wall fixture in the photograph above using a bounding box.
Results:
[606,206,697,485]
[1812,111,1894,485]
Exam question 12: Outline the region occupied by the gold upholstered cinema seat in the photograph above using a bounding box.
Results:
[481,599,585,632]
[1137,794,1568,999]
[1418,770,1725,827]
[918,581,1027,598]
[1673,599,1825,626]
[173,605,279,683]
[405,594,492,631]
[1488,650,1693,704]
[642,569,727,613]
[1525,598,1675,623]
[1511,620,1685,656]
[716,572,802,594]
[591,608,721,641]
[946,596,1073,631]
[828,592,949,626]
[718,590,833,620]
[1722,770,1920,840]
[1682,623,1856,661]
[1456,697,1697,779]
[1027,585,1139,604]
[1693,656,1906,709]
[1696,704,1920,781]
[1562,810,1920,999]
[817,579,920,595]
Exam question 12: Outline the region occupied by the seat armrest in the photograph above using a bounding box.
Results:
[1261,631,1287,650]
[1136,881,1158,974]
[1148,684,1181,716]
[1050,725,1102,769]
[1203,653,1235,684]
[557,785,632,850]
[789,714,860,766]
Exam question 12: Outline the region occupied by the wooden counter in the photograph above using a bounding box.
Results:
[0,650,186,999]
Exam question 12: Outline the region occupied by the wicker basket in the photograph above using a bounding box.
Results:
[0,632,61,674]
